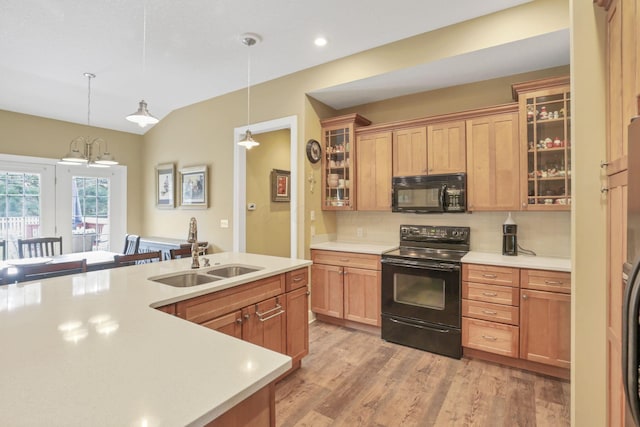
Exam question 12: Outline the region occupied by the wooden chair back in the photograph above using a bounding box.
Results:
[10,259,87,283]
[122,234,141,255]
[169,246,192,260]
[18,237,63,258]
[113,250,162,267]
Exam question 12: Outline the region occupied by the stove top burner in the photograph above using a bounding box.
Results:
[383,224,471,263]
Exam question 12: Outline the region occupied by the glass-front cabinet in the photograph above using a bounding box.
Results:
[513,76,571,211]
[319,114,371,211]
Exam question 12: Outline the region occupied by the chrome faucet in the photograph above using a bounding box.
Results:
[187,217,200,269]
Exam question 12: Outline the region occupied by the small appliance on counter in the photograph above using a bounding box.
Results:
[502,212,518,256]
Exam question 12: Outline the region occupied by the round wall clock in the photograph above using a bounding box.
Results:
[306,139,322,163]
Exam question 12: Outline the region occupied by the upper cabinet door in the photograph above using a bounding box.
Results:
[427,120,466,175]
[466,112,521,211]
[392,126,427,176]
[357,131,393,211]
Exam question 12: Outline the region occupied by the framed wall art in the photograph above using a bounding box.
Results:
[271,169,290,202]
[155,163,175,208]
[180,165,208,208]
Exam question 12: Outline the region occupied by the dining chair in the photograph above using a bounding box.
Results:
[113,250,162,267]
[169,246,192,260]
[0,240,6,261]
[10,259,87,283]
[18,237,63,258]
[122,234,141,255]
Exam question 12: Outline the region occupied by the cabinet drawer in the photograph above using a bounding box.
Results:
[463,281,519,306]
[176,274,285,324]
[521,269,571,294]
[462,299,519,325]
[462,317,519,357]
[286,267,309,292]
[312,249,380,270]
[463,264,520,287]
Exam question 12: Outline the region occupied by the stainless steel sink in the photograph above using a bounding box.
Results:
[206,265,262,278]
[149,272,221,287]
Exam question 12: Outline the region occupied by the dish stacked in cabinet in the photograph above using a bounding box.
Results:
[462,263,571,378]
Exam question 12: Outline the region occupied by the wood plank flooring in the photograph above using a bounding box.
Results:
[275,321,570,427]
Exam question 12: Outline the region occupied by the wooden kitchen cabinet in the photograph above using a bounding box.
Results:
[174,267,310,379]
[520,269,571,369]
[320,114,371,211]
[427,120,466,174]
[512,76,571,210]
[311,249,382,327]
[393,126,427,176]
[466,110,521,211]
[392,121,465,177]
[356,131,392,210]
[462,264,520,357]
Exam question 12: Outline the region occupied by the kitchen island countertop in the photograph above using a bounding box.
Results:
[462,251,571,272]
[0,251,311,426]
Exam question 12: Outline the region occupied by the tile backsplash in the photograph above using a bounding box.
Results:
[334,211,571,258]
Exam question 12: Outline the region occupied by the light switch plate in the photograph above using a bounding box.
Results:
[247,203,256,211]
[220,219,229,228]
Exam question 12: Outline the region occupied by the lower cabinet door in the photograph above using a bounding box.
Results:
[462,317,519,357]
[520,289,571,368]
[242,296,287,354]
[343,267,381,326]
[201,310,242,339]
[286,286,309,363]
[310,263,344,318]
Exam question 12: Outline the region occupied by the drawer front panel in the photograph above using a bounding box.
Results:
[462,317,519,357]
[463,281,519,306]
[462,299,519,325]
[521,269,571,294]
[285,267,309,292]
[311,250,380,270]
[463,264,520,287]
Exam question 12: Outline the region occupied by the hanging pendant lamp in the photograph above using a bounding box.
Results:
[237,33,261,150]
[126,1,159,128]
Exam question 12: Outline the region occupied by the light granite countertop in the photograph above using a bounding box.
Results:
[462,251,571,272]
[310,241,398,255]
[0,252,311,427]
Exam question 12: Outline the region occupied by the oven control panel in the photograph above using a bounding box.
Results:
[400,225,470,245]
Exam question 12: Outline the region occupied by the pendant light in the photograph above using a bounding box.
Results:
[237,33,261,150]
[126,1,159,128]
[60,73,118,167]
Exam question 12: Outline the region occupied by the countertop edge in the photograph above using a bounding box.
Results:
[461,251,572,272]
[310,241,397,255]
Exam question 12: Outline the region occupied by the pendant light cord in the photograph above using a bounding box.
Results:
[246,43,251,127]
[85,72,94,127]
[142,0,147,77]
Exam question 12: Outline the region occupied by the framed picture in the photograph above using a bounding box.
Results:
[271,169,290,202]
[155,163,175,208]
[180,165,208,208]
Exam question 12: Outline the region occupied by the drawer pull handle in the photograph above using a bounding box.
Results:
[482,274,498,278]
[258,309,285,322]
[339,258,350,262]
[544,280,564,285]
[482,335,497,341]
[482,292,498,297]
[481,310,498,315]
[293,277,303,282]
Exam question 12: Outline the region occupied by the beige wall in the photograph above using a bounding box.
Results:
[571,2,607,425]
[246,129,291,257]
[0,109,145,234]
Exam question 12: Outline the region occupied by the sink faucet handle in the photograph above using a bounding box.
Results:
[202,257,210,267]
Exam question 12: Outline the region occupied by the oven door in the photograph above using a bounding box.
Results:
[381,257,461,328]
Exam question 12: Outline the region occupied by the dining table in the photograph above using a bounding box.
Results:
[2,250,122,273]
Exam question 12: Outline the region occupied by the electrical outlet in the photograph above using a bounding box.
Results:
[310,225,316,237]
[220,219,229,228]
[356,227,364,238]
[310,210,315,221]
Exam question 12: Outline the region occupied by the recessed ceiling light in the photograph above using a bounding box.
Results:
[314,37,327,47]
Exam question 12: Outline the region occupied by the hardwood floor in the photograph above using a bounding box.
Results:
[275,321,570,427]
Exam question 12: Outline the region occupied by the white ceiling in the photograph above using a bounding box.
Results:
[0,0,567,135]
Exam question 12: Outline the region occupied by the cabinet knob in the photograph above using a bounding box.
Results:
[236,318,243,325]
[600,160,610,168]
[601,187,609,194]
[522,294,528,300]
[244,313,251,320]
[306,290,311,296]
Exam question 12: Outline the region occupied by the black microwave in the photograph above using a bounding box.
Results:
[391,173,466,213]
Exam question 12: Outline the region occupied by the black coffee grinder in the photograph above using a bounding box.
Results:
[502,212,518,256]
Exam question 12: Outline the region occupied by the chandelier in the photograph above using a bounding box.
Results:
[59,73,118,168]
